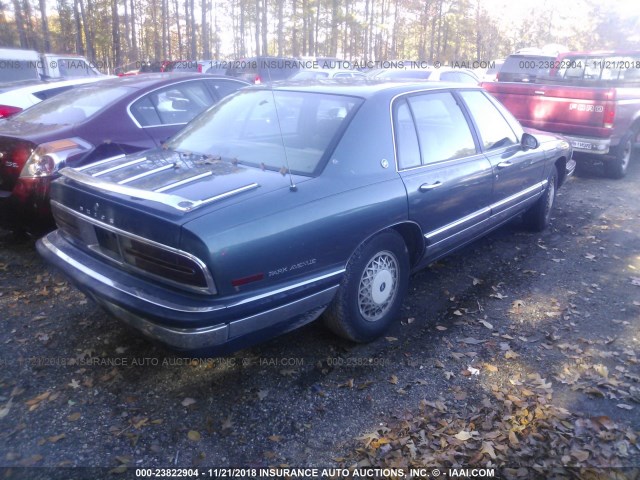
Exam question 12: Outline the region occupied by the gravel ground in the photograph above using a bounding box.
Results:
[0,159,639,479]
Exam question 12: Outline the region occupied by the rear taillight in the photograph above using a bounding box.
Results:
[0,105,23,119]
[197,64,203,73]
[603,89,616,129]
[20,137,92,178]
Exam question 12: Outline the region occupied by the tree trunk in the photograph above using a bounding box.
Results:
[330,0,338,57]
[160,0,166,59]
[173,0,181,58]
[190,0,196,58]
[78,0,92,58]
[111,0,121,68]
[276,0,283,56]
[39,0,51,51]
[129,0,137,60]
[301,0,307,55]
[261,0,267,55]
[202,0,210,58]
[254,0,260,56]
[12,0,28,48]
[21,0,35,49]
[307,0,314,56]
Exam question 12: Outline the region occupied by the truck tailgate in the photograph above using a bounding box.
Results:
[484,82,614,138]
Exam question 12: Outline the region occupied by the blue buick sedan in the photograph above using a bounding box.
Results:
[37,81,574,353]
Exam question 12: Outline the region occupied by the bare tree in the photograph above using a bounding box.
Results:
[261,0,267,55]
[129,0,137,60]
[276,0,283,56]
[38,0,51,51]
[190,0,196,58]
[173,0,181,58]
[111,0,121,67]
[12,0,28,47]
[202,0,210,58]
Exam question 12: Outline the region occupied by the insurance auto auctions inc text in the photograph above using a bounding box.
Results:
[189,467,496,478]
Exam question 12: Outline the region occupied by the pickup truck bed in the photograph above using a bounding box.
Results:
[483,51,640,178]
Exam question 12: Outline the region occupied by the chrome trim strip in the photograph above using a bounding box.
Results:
[154,171,213,192]
[117,163,175,185]
[228,269,345,308]
[60,167,260,212]
[75,154,126,171]
[52,201,218,295]
[193,183,260,209]
[91,157,147,177]
[424,207,491,241]
[41,233,223,313]
[423,180,546,241]
[490,180,546,212]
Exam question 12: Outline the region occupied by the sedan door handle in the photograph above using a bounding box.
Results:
[419,181,442,192]
[497,161,513,169]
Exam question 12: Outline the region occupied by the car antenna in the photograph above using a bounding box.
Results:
[265,62,297,192]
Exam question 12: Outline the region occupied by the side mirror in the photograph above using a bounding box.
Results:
[521,132,539,151]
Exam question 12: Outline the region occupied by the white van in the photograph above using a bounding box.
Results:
[0,48,103,83]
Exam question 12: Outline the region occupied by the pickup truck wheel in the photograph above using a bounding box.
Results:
[604,130,635,179]
[324,231,409,343]
[523,166,557,232]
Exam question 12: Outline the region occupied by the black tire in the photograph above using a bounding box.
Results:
[523,165,558,232]
[324,230,409,343]
[604,129,636,179]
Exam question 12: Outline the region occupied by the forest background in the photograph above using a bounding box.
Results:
[0,0,639,72]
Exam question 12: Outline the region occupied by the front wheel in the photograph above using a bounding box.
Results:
[324,230,409,343]
[522,165,558,232]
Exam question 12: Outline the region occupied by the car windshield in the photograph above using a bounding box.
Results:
[166,89,362,176]
[10,84,133,125]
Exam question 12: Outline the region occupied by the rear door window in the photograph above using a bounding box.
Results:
[131,81,214,127]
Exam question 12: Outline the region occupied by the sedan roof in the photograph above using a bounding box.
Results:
[253,78,480,98]
[78,72,228,91]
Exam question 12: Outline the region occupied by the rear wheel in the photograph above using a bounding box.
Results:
[324,231,409,343]
[523,165,557,232]
[604,129,637,179]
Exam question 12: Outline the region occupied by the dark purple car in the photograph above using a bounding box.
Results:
[0,73,248,233]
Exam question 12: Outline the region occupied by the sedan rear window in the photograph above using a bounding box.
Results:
[10,85,133,125]
[166,89,362,176]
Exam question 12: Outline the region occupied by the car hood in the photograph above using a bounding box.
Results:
[62,148,303,219]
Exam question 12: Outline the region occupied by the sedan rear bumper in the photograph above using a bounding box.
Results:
[37,230,341,351]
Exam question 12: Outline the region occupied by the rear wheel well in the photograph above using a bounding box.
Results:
[390,222,424,268]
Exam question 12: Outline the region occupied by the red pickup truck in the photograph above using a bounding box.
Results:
[483,51,640,178]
